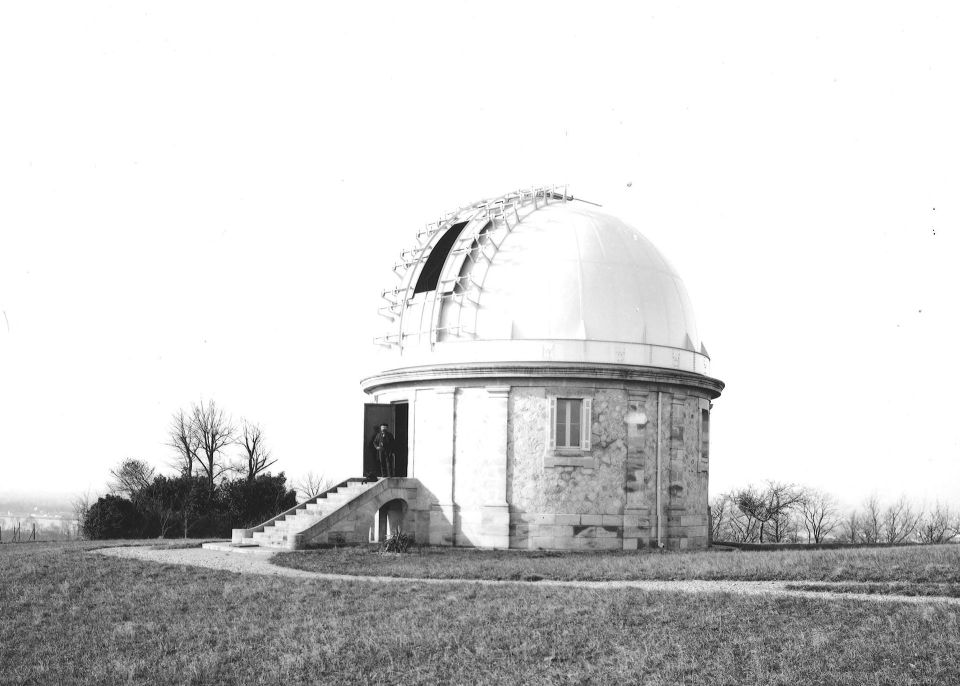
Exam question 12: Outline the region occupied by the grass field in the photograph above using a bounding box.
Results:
[277,542,960,585]
[785,581,960,598]
[2,542,960,685]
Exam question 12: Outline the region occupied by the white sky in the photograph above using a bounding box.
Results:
[1,2,958,509]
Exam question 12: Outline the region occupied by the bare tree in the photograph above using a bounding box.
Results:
[714,490,761,543]
[882,495,922,544]
[859,494,883,544]
[709,494,731,542]
[191,399,236,493]
[769,505,803,543]
[168,409,199,477]
[236,419,277,482]
[735,481,804,543]
[839,509,861,543]
[799,488,841,544]
[731,486,765,542]
[71,489,94,539]
[108,458,155,499]
[917,502,960,544]
[295,471,332,502]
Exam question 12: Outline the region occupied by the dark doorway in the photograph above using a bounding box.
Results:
[376,498,409,542]
[394,403,409,476]
[363,402,409,478]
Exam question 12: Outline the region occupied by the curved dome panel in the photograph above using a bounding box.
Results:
[373,189,711,375]
[474,204,700,351]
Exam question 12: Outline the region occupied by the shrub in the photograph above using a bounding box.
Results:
[381,531,413,554]
[82,495,145,540]
[85,470,297,541]
[134,475,223,538]
[220,473,297,529]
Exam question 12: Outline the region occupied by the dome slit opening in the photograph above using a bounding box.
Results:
[413,221,467,294]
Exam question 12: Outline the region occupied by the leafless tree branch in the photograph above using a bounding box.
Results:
[734,481,804,543]
[859,494,883,544]
[237,418,277,482]
[917,502,960,544]
[798,488,841,544]
[882,495,922,544]
[167,409,200,477]
[190,399,236,493]
[108,458,155,499]
[294,471,332,502]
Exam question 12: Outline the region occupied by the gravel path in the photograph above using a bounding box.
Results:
[97,545,960,605]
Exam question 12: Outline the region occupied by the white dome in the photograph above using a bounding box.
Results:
[373,189,711,375]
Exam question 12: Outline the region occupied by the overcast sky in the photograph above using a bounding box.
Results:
[2,2,958,509]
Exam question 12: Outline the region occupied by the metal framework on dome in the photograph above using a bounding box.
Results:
[375,185,572,351]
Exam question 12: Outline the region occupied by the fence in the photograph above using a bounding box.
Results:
[0,520,80,544]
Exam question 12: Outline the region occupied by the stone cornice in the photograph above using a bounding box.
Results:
[360,362,725,398]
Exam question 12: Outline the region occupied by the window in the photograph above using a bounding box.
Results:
[548,396,592,452]
[701,409,710,460]
[556,398,581,448]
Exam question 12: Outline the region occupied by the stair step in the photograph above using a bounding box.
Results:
[305,504,339,514]
[242,477,383,549]
[253,531,285,542]
[264,509,329,531]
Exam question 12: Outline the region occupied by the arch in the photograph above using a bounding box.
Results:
[372,497,409,543]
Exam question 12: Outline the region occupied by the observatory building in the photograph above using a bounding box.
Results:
[229,186,724,551]
[361,186,724,550]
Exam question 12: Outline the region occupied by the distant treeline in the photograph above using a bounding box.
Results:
[712,482,959,546]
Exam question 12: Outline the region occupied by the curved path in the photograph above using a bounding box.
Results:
[97,545,960,606]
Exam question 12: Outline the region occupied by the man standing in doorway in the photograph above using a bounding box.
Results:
[373,423,396,478]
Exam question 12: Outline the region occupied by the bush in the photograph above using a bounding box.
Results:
[85,471,297,540]
[134,475,224,538]
[381,531,413,554]
[82,495,145,539]
[220,473,297,529]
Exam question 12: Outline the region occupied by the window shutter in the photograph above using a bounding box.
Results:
[581,398,592,450]
[548,397,557,450]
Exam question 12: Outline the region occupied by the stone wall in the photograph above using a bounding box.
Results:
[412,387,456,545]
[505,385,710,550]
[508,386,628,549]
[663,395,711,549]
[452,387,509,547]
[406,378,713,551]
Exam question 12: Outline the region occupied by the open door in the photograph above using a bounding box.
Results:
[363,402,409,478]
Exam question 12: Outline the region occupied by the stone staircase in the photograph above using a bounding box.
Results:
[201,477,429,553]
[211,478,381,552]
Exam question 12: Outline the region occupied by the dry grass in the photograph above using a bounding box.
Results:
[786,582,960,598]
[276,542,960,583]
[2,542,960,684]
[0,539,215,554]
